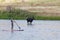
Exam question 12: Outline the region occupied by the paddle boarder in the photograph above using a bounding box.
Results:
[11,19,14,31]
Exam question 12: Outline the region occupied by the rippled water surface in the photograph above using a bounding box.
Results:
[0,20,60,40]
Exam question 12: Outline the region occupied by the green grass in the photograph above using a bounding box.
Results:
[0,9,35,20]
[35,16,60,20]
[0,9,60,20]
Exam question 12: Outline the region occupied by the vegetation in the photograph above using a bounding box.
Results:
[35,16,60,20]
[0,9,35,20]
[0,0,60,20]
[0,9,60,20]
[0,0,60,6]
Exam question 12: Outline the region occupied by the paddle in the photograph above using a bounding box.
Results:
[13,20,21,30]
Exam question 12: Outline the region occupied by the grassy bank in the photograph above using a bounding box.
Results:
[0,9,60,20]
[0,9,35,20]
[35,16,60,20]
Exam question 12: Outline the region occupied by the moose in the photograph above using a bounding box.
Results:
[26,17,34,25]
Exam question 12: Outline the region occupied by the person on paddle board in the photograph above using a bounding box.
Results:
[11,19,14,31]
[11,18,21,31]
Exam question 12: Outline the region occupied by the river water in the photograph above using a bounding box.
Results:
[0,20,60,40]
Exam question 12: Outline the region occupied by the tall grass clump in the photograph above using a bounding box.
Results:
[0,9,35,20]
